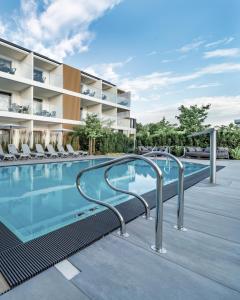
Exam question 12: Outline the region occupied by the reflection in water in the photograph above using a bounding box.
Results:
[0,159,207,242]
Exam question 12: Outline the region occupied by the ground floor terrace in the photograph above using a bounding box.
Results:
[0,158,239,300]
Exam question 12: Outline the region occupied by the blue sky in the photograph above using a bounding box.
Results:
[0,0,240,125]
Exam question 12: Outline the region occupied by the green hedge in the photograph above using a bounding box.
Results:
[136,125,240,158]
[71,131,134,154]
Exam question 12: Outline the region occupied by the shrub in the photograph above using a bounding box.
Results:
[230,147,240,160]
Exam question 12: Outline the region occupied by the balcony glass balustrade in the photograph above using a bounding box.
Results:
[102,114,117,125]
[33,69,63,88]
[102,90,116,103]
[117,96,131,107]
[0,58,32,80]
[33,98,57,118]
[81,84,101,99]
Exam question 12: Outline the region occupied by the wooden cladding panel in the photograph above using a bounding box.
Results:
[63,95,80,121]
[63,64,81,92]
[63,64,81,121]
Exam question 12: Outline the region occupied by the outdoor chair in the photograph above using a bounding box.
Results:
[137,146,153,154]
[57,144,70,157]
[8,144,30,160]
[0,145,16,160]
[83,89,90,95]
[51,111,56,117]
[22,144,45,159]
[46,144,67,157]
[36,144,54,157]
[152,146,169,153]
[66,144,88,156]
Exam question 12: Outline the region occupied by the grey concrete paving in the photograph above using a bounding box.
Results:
[1,268,90,300]
[1,159,240,300]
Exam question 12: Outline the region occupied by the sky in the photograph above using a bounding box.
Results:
[0,0,240,125]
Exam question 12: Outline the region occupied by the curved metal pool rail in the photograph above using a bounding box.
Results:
[76,154,166,253]
[143,151,186,231]
[104,162,151,220]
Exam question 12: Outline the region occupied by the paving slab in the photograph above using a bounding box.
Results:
[69,235,239,300]
[115,218,240,292]
[149,197,240,243]
[0,267,90,300]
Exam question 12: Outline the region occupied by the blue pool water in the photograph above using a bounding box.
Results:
[0,158,208,242]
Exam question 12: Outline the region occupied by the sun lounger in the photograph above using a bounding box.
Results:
[0,145,16,160]
[44,144,59,158]
[22,144,45,159]
[8,144,30,159]
[46,144,67,157]
[66,144,88,156]
[57,144,70,157]
[36,144,58,158]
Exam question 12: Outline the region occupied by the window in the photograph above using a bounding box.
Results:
[33,98,43,114]
[0,91,11,111]
[0,58,14,74]
[34,69,45,83]
[130,118,136,129]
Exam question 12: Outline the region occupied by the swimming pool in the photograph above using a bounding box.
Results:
[0,158,208,242]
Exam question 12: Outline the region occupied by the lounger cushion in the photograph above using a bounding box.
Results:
[186,147,196,152]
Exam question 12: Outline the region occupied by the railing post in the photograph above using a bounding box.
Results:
[174,164,186,231]
[210,129,217,184]
[151,173,166,253]
[144,151,186,231]
[188,128,217,184]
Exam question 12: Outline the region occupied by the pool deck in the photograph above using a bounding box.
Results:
[1,158,240,300]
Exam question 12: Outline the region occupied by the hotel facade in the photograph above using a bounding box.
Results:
[0,38,136,147]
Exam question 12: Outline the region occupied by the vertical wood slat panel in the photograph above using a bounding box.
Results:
[63,64,81,121]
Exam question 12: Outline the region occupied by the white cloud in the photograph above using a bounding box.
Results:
[204,48,240,59]
[84,56,133,82]
[147,51,157,56]
[178,39,205,53]
[205,37,235,48]
[136,95,240,126]
[187,82,220,89]
[1,0,121,61]
[0,21,6,35]
[120,63,240,98]
[161,59,172,63]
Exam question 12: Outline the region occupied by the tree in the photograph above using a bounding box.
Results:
[84,114,103,155]
[176,104,211,133]
[72,114,103,155]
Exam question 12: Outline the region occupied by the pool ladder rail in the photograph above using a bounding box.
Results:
[76,152,186,254]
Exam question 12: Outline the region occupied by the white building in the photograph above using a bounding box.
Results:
[0,38,136,147]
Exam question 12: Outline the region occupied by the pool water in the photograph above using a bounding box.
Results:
[0,158,208,242]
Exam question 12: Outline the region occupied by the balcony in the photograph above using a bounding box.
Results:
[33,110,57,118]
[0,59,16,75]
[102,90,116,103]
[102,114,116,126]
[117,96,131,107]
[33,56,62,88]
[33,99,58,118]
[0,102,30,114]
[80,84,101,99]
[117,118,131,128]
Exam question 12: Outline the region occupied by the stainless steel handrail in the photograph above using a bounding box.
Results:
[104,162,151,220]
[143,151,186,231]
[76,154,166,253]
